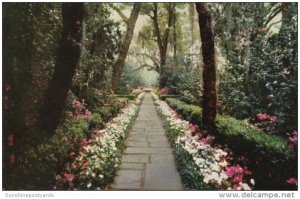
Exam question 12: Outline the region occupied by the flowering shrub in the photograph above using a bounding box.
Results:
[55,92,145,190]
[257,113,278,123]
[66,99,92,121]
[152,92,254,190]
[288,130,298,150]
[157,87,168,95]
[162,96,296,190]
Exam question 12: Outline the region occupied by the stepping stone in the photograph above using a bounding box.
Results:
[151,154,175,163]
[120,162,144,170]
[114,170,143,190]
[125,147,172,154]
[121,154,149,163]
[149,142,171,148]
[127,141,149,147]
[143,163,183,190]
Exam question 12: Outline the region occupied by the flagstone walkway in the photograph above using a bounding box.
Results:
[112,93,183,190]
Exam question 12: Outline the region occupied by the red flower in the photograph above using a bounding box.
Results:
[286,178,297,185]
[69,152,75,158]
[7,134,14,146]
[81,139,89,147]
[63,172,75,182]
[9,154,16,164]
[257,113,269,121]
[269,115,278,122]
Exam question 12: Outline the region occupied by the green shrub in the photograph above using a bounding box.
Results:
[159,95,179,101]
[116,95,135,100]
[89,113,103,129]
[166,98,202,125]
[165,97,296,189]
[131,88,143,96]
[19,118,89,189]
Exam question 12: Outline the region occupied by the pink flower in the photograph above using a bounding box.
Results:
[232,184,239,190]
[159,87,168,95]
[288,144,294,150]
[288,131,298,143]
[9,154,16,164]
[201,135,215,144]
[194,132,202,138]
[269,115,278,122]
[233,174,243,183]
[5,84,11,91]
[189,123,199,132]
[7,134,14,146]
[81,139,89,147]
[62,136,68,142]
[286,178,297,185]
[63,172,75,182]
[257,113,269,121]
[226,165,247,183]
[69,152,75,158]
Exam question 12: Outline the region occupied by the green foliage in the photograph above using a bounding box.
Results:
[174,144,213,190]
[159,94,179,101]
[166,97,296,189]
[116,95,135,100]
[90,113,103,129]
[166,98,202,125]
[16,118,89,189]
[215,3,298,135]
[216,116,290,159]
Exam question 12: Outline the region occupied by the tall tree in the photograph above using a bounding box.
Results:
[111,3,140,92]
[196,3,217,130]
[151,3,174,87]
[39,3,84,134]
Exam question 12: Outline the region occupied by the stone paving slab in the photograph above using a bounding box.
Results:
[150,154,175,163]
[127,141,149,147]
[120,162,145,170]
[124,147,173,154]
[113,93,183,190]
[121,154,149,163]
[114,170,143,190]
[143,163,183,190]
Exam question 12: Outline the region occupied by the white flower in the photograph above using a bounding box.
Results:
[250,178,255,185]
[87,182,92,188]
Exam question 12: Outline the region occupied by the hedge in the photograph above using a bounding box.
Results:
[159,94,179,101]
[116,94,135,100]
[165,97,296,189]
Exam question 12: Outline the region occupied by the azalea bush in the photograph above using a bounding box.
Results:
[165,96,297,190]
[153,93,254,190]
[54,92,145,190]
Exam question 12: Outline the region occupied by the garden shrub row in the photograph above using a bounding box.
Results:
[165,97,296,190]
[116,95,135,100]
[159,94,179,101]
[21,94,143,190]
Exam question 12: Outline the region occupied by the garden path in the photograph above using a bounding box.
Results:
[112,93,183,190]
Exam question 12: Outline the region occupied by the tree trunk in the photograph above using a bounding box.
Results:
[111,3,140,92]
[196,3,217,130]
[39,3,84,135]
[152,3,174,87]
